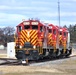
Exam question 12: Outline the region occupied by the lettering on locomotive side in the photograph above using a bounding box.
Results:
[49,26,52,29]
[23,22,30,25]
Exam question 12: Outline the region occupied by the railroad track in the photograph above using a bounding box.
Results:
[0,55,76,66]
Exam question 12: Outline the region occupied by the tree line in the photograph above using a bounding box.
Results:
[68,24,76,43]
[0,24,76,47]
[0,26,15,47]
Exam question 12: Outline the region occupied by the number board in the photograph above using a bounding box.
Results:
[23,22,30,25]
[49,26,52,29]
[31,22,38,25]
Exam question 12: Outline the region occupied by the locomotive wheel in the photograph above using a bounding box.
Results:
[65,49,72,58]
[65,51,69,58]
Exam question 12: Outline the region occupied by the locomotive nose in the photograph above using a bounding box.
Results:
[28,31,30,36]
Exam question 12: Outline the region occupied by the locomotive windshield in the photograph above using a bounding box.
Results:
[32,25,38,30]
[48,29,52,33]
[59,31,62,35]
[64,32,66,36]
[24,25,30,29]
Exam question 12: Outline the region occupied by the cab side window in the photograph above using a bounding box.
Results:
[40,26,43,32]
[18,26,22,32]
[53,29,56,35]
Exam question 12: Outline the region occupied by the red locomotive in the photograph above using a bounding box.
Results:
[14,19,72,64]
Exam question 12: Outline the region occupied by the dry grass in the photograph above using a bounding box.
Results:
[0,66,63,74]
[0,59,76,75]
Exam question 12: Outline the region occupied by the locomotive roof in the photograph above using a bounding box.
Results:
[48,24,59,29]
[16,19,45,27]
[59,27,69,32]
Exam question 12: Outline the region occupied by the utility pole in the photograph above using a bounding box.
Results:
[58,0,60,27]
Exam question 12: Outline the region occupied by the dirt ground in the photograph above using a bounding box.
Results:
[0,48,76,75]
[0,59,76,75]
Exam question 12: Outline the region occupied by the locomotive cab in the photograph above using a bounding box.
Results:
[15,20,44,48]
[48,24,59,51]
[43,24,59,58]
[59,28,68,53]
[59,27,72,56]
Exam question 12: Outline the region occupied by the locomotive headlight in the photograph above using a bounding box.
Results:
[55,35,56,37]
[20,46,22,48]
[33,45,36,49]
[60,29,62,31]
[41,34,43,36]
[64,38,66,40]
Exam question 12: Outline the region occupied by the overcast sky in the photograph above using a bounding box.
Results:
[0,0,76,27]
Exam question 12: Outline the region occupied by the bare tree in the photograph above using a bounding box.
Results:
[0,28,4,45]
[0,26,15,47]
[3,26,15,36]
